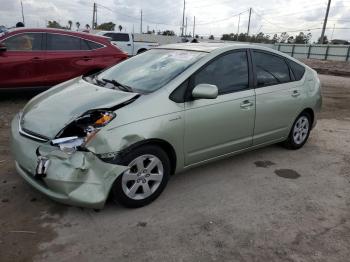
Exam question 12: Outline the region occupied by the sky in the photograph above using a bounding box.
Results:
[1,0,349,41]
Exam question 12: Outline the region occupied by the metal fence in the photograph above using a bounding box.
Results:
[275,43,350,61]
[131,34,350,62]
[226,41,350,62]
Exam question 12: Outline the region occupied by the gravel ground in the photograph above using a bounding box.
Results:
[0,75,350,262]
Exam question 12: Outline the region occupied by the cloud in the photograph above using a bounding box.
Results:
[0,0,349,40]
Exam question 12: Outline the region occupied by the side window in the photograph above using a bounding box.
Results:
[253,51,291,87]
[105,33,129,42]
[47,34,81,50]
[170,80,189,103]
[80,39,90,50]
[113,33,129,42]
[86,40,104,50]
[193,51,249,95]
[288,60,305,81]
[3,33,43,51]
[103,33,113,39]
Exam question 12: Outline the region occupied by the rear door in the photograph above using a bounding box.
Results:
[0,32,46,87]
[184,50,255,165]
[44,33,95,85]
[252,50,304,145]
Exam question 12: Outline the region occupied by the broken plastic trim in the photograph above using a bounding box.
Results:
[51,136,85,155]
[51,110,115,155]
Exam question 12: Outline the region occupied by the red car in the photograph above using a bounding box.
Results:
[0,28,128,88]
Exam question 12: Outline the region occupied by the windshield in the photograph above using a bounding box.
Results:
[97,49,206,93]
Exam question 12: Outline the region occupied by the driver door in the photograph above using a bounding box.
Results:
[184,50,255,165]
[0,32,46,88]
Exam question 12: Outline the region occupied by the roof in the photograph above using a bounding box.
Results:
[2,27,109,41]
[155,42,261,53]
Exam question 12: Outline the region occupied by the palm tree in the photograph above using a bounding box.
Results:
[68,20,72,30]
[85,24,90,30]
[118,25,122,32]
[76,21,80,30]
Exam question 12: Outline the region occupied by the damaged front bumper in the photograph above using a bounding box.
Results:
[11,114,128,209]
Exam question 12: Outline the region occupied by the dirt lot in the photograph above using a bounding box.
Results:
[302,59,350,77]
[1,75,350,262]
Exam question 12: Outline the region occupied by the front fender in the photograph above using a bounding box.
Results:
[86,112,185,173]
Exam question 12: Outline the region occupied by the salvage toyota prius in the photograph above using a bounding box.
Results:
[11,43,322,209]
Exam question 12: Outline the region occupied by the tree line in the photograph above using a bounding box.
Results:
[221,32,333,44]
[47,20,122,31]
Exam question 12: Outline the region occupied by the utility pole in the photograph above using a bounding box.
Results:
[20,0,25,25]
[185,17,188,36]
[320,0,331,44]
[193,16,196,38]
[247,8,252,36]
[92,3,98,29]
[181,0,185,36]
[92,3,96,29]
[95,4,97,27]
[140,9,143,34]
[236,13,241,40]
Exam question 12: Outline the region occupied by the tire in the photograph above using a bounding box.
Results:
[111,145,170,208]
[137,49,147,54]
[283,112,311,150]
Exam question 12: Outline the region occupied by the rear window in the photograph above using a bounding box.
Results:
[289,60,305,81]
[104,33,129,42]
[47,34,81,50]
[86,40,104,50]
[253,51,291,87]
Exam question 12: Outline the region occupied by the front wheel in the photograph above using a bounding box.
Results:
[111,145,170,208]
[283,112,311,150]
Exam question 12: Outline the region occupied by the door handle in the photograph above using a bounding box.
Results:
[240,100,254,109]
[292,90,300,97]
[83,56,92,61]
[127,43,131,46]
[31,57,42,62]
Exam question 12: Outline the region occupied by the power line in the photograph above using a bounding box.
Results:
[252,9,301,30]
[196,9,249,26]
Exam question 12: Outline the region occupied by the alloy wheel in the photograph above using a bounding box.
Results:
[293,116,309,145]
[121,154,164,200]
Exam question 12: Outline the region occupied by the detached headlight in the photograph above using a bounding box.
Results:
[52,110,116,154]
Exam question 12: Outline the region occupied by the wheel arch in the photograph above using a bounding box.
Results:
[300,108,315,128]
[117,138,177,175]
[137,48,147,54]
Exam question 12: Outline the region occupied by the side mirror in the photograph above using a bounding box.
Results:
[0,43,7,52]
[192,84,218,99]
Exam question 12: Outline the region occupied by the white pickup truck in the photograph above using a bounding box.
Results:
[95,31,159,56]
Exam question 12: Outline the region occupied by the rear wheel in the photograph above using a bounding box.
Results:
[283,112,311,150]
[111,145,170,208]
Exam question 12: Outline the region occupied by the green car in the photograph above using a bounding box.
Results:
[11,43,322,209]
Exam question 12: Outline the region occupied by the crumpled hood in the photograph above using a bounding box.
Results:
[21,77,138,138]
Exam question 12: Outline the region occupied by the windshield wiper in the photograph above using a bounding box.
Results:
[102,78,133,92]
